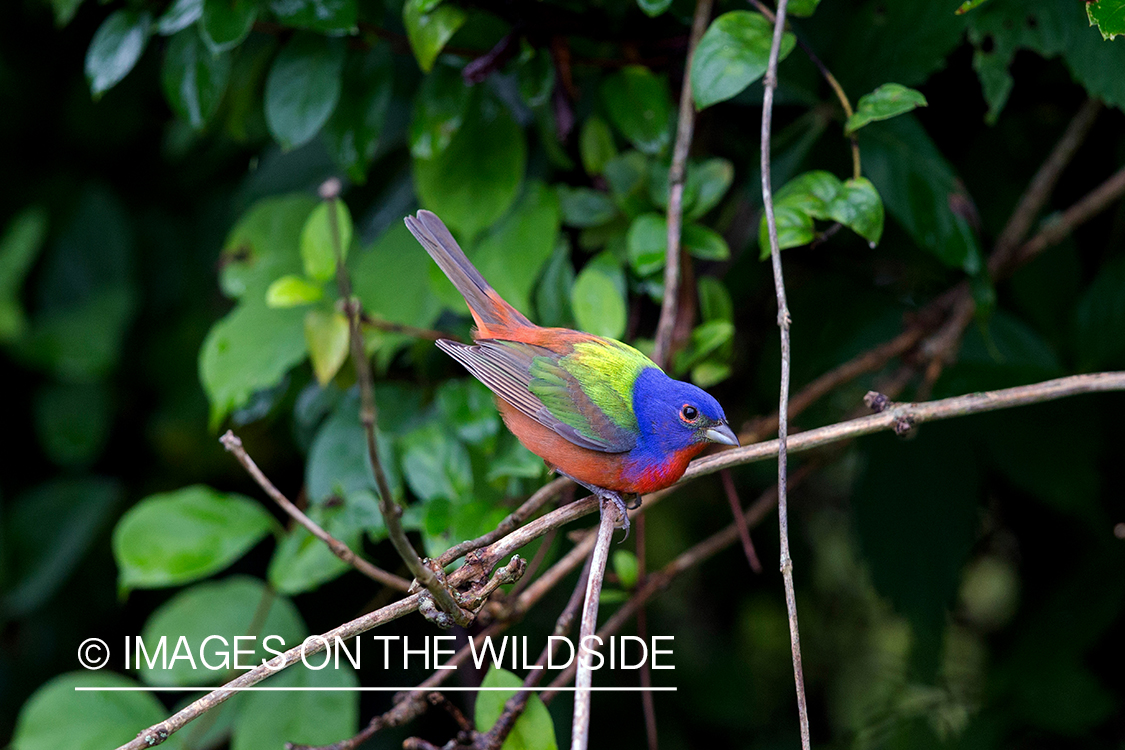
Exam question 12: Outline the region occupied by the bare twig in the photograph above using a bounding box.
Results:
[634,514,659,750]
[654,0,712,366]
[117,372,1125,750]
[989,98,1101,275]
[572,500,623,750]
[321,178,471,627]
[220,430,412,592]
[360,311,461,343]
[759,0,812,747]
[437,477,571,567]
[721,468,762,573]
[1010,163,1125,270]
[476,554,593,750]
[747,0,860,179]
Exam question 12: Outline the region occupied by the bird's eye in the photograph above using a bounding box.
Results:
[680,404,699,423]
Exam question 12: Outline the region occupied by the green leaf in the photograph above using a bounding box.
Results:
[673,320,734,372]
[626,212,667,277]
[474,667,558,750]
[579,115,617,175]
[516,45,555,107]
[403,0,467,73]
[845,83,929,134]
[469,182,560,316]
[758,171,884,253]
[138,576,305,685]
[401,421,473,502]
[219,194,318,299]
[604,150,651,219]
[156,0,203,35]
[200,0,258,53]
[304,309,350,385]
[787,0,822,17]
[437,378,500,445]
[199,296,308,427]
[161,26,231,129]
[685,158,734,220]
[558,186,617,229]
[12,672,185,750]
[601,66,674,155]
[49,0,86,26]
[1074,256,1125,369]
[955,0,992,14]
[823,177,884,245]
[1,478,120,617]
[324,47,393,181]
[691,11,795,110]
[612,549,639,589]
[698,275,733,323]
[858,115,982,272]
[571,252,627,339]
[271,0,357,33]
[683,222,730,261]
[637,0,673,17]
[266,274,324,307]
[301,200,352,281]
[33,382,113,468]
[232,661,358,750]
[1087,0,1125,40]
[264,33,346,150]
[351,223,442,332]
[306,393,403,505]
[414,95,526,240]
[409,65,471,159]
[268,514,354,594]
[113,485,275,590]
[85,10,152,97]
[0,206,48,342]
[486,437,545,482]
[535,238,576,328]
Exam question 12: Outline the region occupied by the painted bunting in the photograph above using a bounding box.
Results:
[405,210,738,534]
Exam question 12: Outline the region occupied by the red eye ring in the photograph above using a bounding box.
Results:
[680,404,699,422]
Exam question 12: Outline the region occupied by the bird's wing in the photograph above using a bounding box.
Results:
[436,338,640,453]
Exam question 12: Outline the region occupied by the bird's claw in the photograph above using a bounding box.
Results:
[599,491,631,542]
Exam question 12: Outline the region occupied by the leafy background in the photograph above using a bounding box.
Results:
[2,0,1124,748]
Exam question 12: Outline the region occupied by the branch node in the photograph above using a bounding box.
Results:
[892,413,917,436]
[863,391,891,413]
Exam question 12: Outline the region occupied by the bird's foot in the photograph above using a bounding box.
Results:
[625,493,642,510]
[555,472,633,541]
[597,489,631,541]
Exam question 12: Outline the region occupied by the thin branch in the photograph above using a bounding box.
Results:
[1010,163,1125,270]
[360,311,462,343]
[989,98,1102,275]
[747,0,860,179]
[220,431,412,592]
[476,554,593,750]
[654,0,712,367]
[321,178,471,628]
[760,0,812,747]
[634,514,659,750]
[115,595,424,750]
[118,372,1125,749]
[571,500,623,750]
[437,477,571,568]
[721,468,763,573]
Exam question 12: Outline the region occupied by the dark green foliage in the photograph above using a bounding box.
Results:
[3,0,1125,748]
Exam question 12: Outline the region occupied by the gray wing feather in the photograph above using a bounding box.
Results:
[435,339,619,452]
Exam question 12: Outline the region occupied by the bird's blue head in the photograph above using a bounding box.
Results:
[631,367,738,455]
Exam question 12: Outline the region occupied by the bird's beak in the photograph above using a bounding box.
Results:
[702,423,739,446]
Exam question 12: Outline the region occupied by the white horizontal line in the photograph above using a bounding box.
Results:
[74,686,676,692]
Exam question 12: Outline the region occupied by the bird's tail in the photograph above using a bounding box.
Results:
[404,210,532,336]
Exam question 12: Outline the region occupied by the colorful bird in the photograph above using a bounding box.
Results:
[405,210,738,534]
